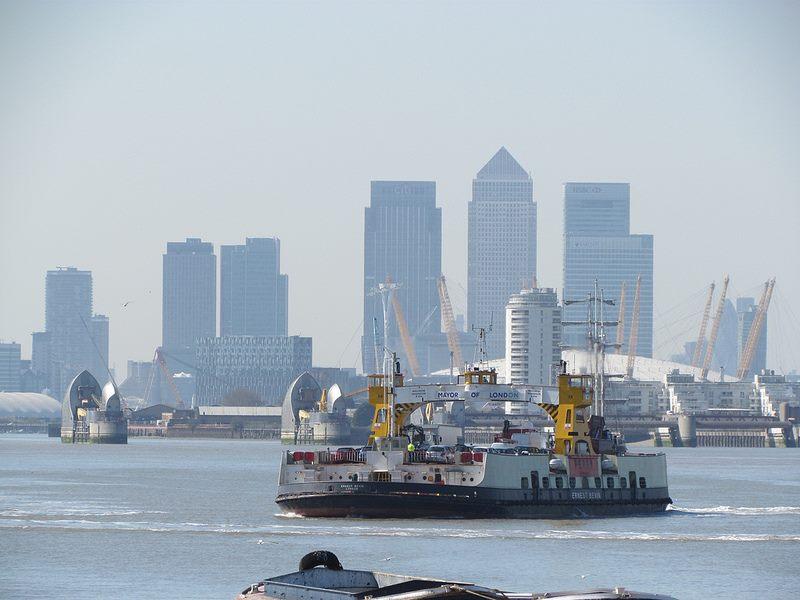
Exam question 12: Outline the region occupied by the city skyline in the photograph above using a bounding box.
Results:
[1,2,798,376]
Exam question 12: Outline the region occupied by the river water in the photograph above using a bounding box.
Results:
[1,435,798,599]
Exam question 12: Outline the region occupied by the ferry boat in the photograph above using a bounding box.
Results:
[237,550,676,600]
[275,362,671,518]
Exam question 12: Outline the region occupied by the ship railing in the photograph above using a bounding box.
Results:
[404,450,484,465]
[286,449,368,465]
[317,449,367,465]
[287,450,317,465]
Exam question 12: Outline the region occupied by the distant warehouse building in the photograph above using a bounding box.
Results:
[195,336,312,406]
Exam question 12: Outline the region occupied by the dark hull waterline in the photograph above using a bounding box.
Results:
[276,482,671,519]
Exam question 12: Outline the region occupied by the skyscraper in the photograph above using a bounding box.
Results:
[362,181,441,374]
[220,237,288,337]
[162,238,216,371]
[31,267,109,398]
[468,147,536,360]
[562,183,654,357]
[87,314,109,379]
[563,182,630,236]
[736,297,767,376]
[0,342,21,391]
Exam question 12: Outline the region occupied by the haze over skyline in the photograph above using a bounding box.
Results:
[1,1,798,376]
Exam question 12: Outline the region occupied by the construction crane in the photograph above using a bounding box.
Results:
[700,275,729,381]
[154,347,186,408]
[437,276,464,372]
[391,293,422,377]
[691,282,716,368]
[615,280,627,354]
[625,275,642,378]
[736,278,775,380]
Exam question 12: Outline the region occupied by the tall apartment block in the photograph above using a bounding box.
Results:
[562,183,653,357]
[30,267,109,398]
[220,237,288,337]
[736,297,767,376]
[504,288,562,386]
[0,342,22,391]
[362,181,442,374]
[162,238,216,372]
[468,147,536,360]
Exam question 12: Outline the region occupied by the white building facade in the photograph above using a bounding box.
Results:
[753,370,799,416]
[505,288,561,386]
[664,371,753,414]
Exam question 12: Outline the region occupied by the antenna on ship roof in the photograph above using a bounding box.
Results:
[471,313,493,368]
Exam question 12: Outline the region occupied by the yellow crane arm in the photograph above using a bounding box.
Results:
[700,275,729,380]
[626,275,642,377]
[736,278,775,379]
[691,282,716,368]
[437,276,464,371]
[391,294,421,377]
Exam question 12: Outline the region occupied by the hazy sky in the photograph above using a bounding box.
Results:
[1,0,798,377]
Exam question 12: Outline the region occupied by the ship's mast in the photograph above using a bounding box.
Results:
[563,280,619,416]
[369,281,401,438]
[471,314,493,368]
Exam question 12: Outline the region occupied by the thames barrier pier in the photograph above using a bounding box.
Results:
[61,370,127,444]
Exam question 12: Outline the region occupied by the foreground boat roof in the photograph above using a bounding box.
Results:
[238,552,675,600]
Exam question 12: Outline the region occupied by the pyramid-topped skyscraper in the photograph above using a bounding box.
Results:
[467,147,537,360]
[475,147,530,180]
